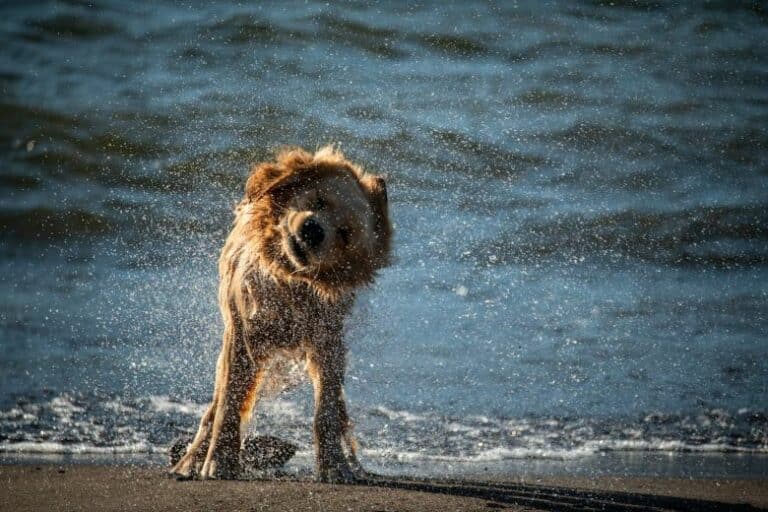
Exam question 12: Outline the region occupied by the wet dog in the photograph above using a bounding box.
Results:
[170,146,391,482]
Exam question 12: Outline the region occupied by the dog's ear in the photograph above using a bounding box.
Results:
[362,175,392,265]
[246,148,315,202]
[245,162,288,202]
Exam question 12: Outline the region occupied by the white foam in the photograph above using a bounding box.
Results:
[585,439,768,454]
[362,444,598,463]
[102,400,139,415]
[373,406,430,423]
[0,441,161,454]
[147,395,306,422]
[471,445,596,461]
[148,395,206,416]
[2,395,766,461]
[445,422,481,434]
[255,397,306,422]
[0,407,38,422]
[50,396,85,413]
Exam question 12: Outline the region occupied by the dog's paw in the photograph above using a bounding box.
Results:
[169,436,240,480]
[199,454,241,480]
[316,462,357,484]
[168,435,200,480]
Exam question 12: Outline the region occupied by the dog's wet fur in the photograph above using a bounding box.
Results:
[169,146,391,482]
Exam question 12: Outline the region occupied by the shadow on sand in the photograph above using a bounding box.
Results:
[357,474,763,512]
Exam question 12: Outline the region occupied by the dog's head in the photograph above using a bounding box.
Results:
[244,146,391,299]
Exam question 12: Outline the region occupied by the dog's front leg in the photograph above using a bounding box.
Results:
[307,342,356,483]
[169,398,218,479]
[199,332,265,480]
[171,324,264,480]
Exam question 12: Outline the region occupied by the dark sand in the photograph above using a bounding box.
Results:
[1,465,766,511]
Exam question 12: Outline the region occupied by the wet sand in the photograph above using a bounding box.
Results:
[1,464,765,512]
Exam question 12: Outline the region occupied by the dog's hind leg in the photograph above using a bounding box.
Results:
[307,342,356,483]
[339,396,367,477]
[238,362,267,441]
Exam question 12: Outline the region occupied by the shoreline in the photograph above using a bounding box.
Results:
[3,450,767,479]
[1,464,765,512]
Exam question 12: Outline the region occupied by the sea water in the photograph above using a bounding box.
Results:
[1,1,766,477]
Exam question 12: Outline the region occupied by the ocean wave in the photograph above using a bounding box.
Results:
[363,445,597,463]
[0,441,159,455]
[315,13,409,60]
[148,396,206,416]
[0,207,114,240]
[465,204,768,267]
[24,13,122,41]
[372,405,431,423]
[1,0,767,478]
[0,395,765,461]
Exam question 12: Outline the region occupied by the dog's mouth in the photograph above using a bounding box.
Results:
[287,234,309,268]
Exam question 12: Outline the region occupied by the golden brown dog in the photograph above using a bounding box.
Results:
[170,146,391,482]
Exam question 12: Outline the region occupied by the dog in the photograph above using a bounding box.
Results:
[170,146,391,482]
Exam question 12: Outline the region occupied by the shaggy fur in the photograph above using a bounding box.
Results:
[170,146,391,482]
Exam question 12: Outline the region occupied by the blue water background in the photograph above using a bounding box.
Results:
[1,1,766,471]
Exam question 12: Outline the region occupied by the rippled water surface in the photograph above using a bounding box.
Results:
[1,1,766,474]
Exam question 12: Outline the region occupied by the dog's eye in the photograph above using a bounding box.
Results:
[337,227,351,246]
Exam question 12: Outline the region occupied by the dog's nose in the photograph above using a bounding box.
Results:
[299,217,325,249]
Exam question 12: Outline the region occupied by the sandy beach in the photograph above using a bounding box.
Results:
[1,464,765,512]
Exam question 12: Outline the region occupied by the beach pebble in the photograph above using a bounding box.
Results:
[241,435,298,470]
